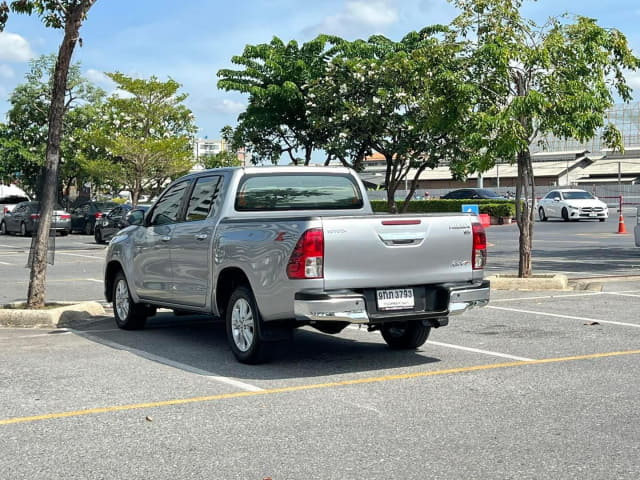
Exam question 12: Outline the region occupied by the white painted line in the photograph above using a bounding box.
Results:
[85,278,103,283]
[604,292,640,298]
[0,261,12,265]
[57,252,104,259]
[490,292,603,303]
[68,329,264,392]
[426,340,535,361]
[0,332,73,339]
[488,305,640,328]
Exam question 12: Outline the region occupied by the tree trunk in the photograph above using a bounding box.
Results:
[515,149,535,278]
[26,1,96,308]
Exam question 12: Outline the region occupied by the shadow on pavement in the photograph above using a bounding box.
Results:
[63,311,440,382]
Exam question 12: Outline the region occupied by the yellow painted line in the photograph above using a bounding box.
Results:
[2,349,639,426]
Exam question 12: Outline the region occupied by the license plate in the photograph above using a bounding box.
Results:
[376,288,414,310]
[589,213,597,217]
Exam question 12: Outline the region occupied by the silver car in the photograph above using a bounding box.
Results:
[0,201,72,236]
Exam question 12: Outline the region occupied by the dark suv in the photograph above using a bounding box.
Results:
[441,188,505,200]
[70,201,120,235]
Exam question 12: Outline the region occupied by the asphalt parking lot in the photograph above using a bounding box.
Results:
[1,221,640,479]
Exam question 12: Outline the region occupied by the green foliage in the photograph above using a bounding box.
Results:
[86,72,197,205]
[307,29,477,212]
[0,54,105,196]
[371,199,514,215]
[201,151,241,169]
[0,1,95,31]
[217,35,343,165]
[448,0,639,276]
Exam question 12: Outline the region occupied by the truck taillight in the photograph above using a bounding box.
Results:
[287,228,324,279]
[95,212,103,219]
[30,214,40,220]
[472,222,487,270]
[60,214,71,220]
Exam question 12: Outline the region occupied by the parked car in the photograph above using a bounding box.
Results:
[0,201,71,236]
[70,200,120,235]
[441,188,505,200]
[104,166,489,364]
[537,189,608,222]
[94,204,150,244]
[0,184,30,223]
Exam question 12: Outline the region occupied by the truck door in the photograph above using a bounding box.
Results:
[169,174,223,307]
[131,180,191,301]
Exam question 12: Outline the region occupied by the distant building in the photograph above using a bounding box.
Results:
[358,102,640,190]
[192,138,250,170]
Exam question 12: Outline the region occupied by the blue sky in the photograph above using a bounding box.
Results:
[1,0,639,140]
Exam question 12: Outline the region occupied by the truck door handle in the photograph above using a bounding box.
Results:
[195,234,208,240]
[378,232,425,246]
[161,236,171,242]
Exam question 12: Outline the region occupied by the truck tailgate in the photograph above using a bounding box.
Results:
[321,214,475,289]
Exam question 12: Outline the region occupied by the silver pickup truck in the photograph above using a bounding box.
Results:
[104,166,490,363]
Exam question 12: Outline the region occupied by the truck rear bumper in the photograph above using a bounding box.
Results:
[294,280,490,324]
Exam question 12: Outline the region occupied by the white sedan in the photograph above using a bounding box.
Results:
[538,189,608,222]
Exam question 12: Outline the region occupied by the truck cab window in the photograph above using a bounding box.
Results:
[185,176,222,222]
[149,181,190,226]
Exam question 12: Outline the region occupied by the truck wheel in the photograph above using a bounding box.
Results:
[112,271,148,330]
[84,222,93,235]
[381,321,431,349]
[226,285,270,364]
[0,221,6,235]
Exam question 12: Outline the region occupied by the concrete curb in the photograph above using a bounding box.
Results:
[0,301,106,328]
[486,273,569,291]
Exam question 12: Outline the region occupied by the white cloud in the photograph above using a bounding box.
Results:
[305,0,399,37]
[84,69,116,89]
[627,70,640,91]
[0,32,35,62]
[0,64,14,80]
[204,98,246,115]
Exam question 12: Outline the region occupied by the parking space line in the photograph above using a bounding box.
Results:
[605,292,640,298]
[68,329,264,392]
[2,349,639,426]
[57,252,104,259]
[426,341,535,361]
[488,306,640,328]
[490,292,603,303]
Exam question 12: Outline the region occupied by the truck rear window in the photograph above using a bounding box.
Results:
[235,174,363,211]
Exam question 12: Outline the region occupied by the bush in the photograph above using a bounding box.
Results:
[480,202,515,218]
[370,199,515,215]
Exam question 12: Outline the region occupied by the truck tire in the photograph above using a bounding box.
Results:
[112,271,148,330]
[381,321,431,349]
[0,221,6,235]
[226,285,271,364]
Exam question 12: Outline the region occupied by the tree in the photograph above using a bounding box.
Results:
[1,0,98,308]
[307,31,476,212]
[217,35,342,165]
[87,73,197,205]
[450,0,639,277]
[201,151,242,169]
[1,54,105,197]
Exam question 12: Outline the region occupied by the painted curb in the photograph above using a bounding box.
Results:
[0,301,106,328]
[486,273,569,291]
